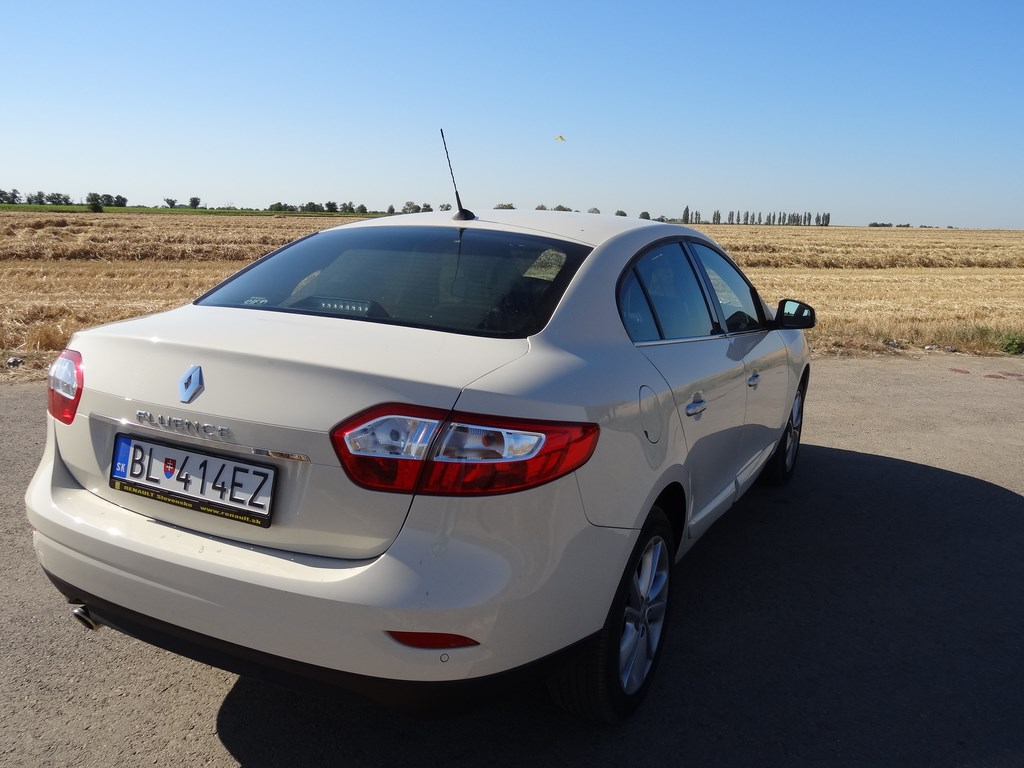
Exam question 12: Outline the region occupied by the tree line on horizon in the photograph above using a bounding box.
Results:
[491,203,832,226]
[1,188,130,211]
[2,186,833,226]
[681,206,831,226]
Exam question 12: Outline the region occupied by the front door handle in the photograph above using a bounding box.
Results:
[685,397,707,417]
[747,371,761,388]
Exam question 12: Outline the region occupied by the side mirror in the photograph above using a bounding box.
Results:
[775,299,816,329]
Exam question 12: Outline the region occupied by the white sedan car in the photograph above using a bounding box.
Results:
[26,210,814,722]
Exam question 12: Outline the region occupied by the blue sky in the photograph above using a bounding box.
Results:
[3,0,1022,228]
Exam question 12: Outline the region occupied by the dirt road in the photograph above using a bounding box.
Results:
[2,353,1022,767]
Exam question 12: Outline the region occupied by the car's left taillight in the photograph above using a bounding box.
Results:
[331,404,599,496]
[47,349,84,425]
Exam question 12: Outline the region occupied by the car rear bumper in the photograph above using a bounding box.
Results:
[26,421,634,684]
[42,570,588,708]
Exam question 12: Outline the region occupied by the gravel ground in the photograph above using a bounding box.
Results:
[2,353,1022,767]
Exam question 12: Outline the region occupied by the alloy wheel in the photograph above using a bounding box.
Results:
[619,535,670,695]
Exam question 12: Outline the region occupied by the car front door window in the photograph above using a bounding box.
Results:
[688,242,762,333]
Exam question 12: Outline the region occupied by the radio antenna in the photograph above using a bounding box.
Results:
[440,129,475,221]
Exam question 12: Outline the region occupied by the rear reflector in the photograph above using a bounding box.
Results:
[386,631,480,649]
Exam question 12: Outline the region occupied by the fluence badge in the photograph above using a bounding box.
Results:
[179,364,205,404]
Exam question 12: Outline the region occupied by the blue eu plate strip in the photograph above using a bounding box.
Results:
[112,435,131,479]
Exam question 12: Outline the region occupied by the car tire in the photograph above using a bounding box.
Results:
[547,507,674,722]
[763,386,805,486]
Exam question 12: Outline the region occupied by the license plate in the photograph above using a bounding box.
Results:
[110,434,276,527]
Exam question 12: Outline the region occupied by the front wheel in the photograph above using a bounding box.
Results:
[763,386,805,485]
[547,508,674,722]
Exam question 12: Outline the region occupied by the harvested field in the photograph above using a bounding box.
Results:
[2,211,1023,381]
[0,211,353,262]
[698,224,1024,269]
[747,267,1024,356]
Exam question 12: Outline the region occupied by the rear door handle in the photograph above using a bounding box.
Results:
[747,372,761,388]
[685,398,707,417]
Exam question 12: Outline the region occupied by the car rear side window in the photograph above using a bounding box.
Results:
[197,226,591,338]
[618,270,660,342]
[619,243,716,341]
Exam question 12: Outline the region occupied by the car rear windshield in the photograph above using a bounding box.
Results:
[196,225,592,338]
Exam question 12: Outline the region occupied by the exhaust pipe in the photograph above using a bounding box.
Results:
[71,605,100,631]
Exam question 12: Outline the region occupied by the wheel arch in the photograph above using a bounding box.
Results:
[651,482,686,556]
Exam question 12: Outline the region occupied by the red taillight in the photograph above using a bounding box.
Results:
[331,404,599,496]
[47,350,84,425]
[332,404,446,493]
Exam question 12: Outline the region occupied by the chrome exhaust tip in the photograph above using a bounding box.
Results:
[71,605,100,631]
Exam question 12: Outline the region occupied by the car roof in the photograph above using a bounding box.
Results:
[332,210,706,249]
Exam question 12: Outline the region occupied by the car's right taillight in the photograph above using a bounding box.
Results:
[331,404,599,496]
[47,349,84,425]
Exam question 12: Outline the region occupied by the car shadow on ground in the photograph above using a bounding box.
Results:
[215,445,1024,767]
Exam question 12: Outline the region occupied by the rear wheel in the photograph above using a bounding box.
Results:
[547,508,674,722]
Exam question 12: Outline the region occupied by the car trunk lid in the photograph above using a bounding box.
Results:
[54,305,529,559]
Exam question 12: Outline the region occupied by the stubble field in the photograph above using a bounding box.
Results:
[2,211,1022,381]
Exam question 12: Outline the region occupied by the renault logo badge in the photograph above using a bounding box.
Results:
[179,364,205,404]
